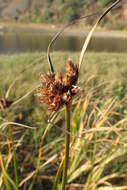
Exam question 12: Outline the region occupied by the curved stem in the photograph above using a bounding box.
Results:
[47,12,98,74]
[61,104,70,190]
[52,157,64,190]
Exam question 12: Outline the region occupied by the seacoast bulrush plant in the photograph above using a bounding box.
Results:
[37,1,122,189]
[37,60,79,190]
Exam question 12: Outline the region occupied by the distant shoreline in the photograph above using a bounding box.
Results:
[0,22,127,38]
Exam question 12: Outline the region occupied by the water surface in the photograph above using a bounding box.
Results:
[0,30,127,53]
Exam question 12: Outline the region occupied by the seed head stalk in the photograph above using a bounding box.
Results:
[61,104,70,190]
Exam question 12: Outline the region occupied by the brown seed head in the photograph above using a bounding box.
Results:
[37,60,79,112]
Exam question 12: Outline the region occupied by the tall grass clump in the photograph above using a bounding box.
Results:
[1,0,126,190]
[36,1,122,190]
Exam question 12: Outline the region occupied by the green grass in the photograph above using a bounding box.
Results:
[0,52,127,190]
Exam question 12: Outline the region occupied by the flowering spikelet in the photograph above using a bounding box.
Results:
[37,60,79,112]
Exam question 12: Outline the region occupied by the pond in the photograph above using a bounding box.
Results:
[0,29,127,53]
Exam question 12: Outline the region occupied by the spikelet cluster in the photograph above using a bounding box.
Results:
[37,60,79,111]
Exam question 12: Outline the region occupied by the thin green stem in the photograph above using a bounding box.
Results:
[9,126,18,190]
[13,145,18,190]
[0,153,11,190]
[61,104,70,190]
[52,157,64,190]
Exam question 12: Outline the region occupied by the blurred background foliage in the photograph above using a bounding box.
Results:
[0,0,127,30]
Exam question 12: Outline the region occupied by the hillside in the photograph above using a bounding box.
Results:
[0,0,127,30]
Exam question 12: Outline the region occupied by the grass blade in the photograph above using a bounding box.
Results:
[78,0,122,70]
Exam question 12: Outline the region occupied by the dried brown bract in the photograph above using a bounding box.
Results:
[37,60,79,112]
[0,97,13,110]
